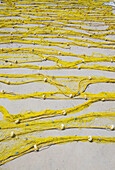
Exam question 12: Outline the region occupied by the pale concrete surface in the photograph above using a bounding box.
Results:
[1,142,115,170]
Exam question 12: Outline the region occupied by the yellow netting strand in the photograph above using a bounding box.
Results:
[0,135,115,166]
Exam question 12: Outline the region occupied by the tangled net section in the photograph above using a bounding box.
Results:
[0,0,115,165]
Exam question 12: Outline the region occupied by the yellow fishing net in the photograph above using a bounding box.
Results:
[0,0,115,165]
